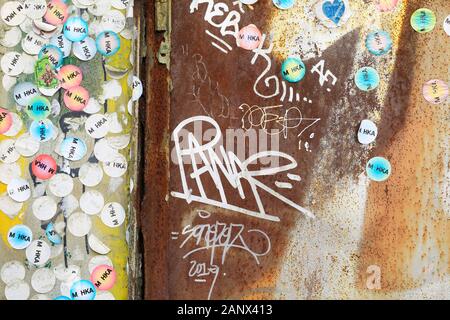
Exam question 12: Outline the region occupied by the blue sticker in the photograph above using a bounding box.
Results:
[272,0,295,10]
[366,157,391,182]
[96,31,121,57]
[54,296,71,300]
[355,67,380,91]
[7,225,33,250]
[366,30,392,56]
[29,119,56,142]
[26,96,51,121]
[322,0,346,25]
[38,44,64,69]
[60,136,87,161]
[70,280,96,300]
[281,57,306,83]
[46,223,62,245]
[63,16,89,42]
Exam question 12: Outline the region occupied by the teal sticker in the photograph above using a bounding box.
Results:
[29,119,56,142]
[273,0,295,9]
[26,96,51,121]
[46,223,62,245]
[63,16,88,42]
[355,67,379,91]
[7,225,33,250]
[366,157,391,182]
[281,57,306,83]
[70,280,96,300]
[96,31,121,57]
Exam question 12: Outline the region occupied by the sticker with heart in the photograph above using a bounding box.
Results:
[322,0,346,25]
[315,0,351,28]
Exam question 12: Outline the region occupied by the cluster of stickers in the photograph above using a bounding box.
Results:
[0,0,142,300]
[243,0,449,183]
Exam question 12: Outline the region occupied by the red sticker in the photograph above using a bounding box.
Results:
[32,154,57,180]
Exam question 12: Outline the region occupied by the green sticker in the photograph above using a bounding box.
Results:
[35,57,59,89]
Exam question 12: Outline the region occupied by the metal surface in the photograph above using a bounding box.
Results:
[142,0,449,299]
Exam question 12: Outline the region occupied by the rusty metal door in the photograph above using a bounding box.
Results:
[141,0,449,300]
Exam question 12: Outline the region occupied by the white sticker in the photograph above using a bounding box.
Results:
[48,173,74,197]
[94,138,119,162]
[73,37,97,61]
[88,255,113,274]
[85,113,110,139]
[79,162,104,187]
[3,112,23,137]
[26,240,51,267]
[7,178,31,202]
[1,261,26,286]
[1,1,26,26]
[80,190,105,215]
[15,133,40,157]
[0,162,21,184]
[50,33,72,58]
[1,51,25,76]
[0,195,23,218]
[0,26,22,48]
[53,263,80,283]
[88,0,111,17]
[130,76,143,102]
[88,234,110,255]
[103,153,127,178]
[111,0,129,10]
[444,15,450,36]
[24,0,47,20]
[31,268,56,294]
[22,31,49,55]
[32,196,58,221]
[0,139,20,163]
[100,10,126,33]
[5,280,30,300]
[358,119,378,145]
[84,97,102,114]
[100,202,125,228]
[67,212,92,237]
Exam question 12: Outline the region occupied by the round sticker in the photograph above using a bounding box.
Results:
[7,178,31,203]
[26,240,51,267]
[3,112,22,137]
[240,0,258,4]
[45,222,62,245]
[94,138,118,162]
[29,119,56,142]
[31,268,56,294]
[0,108,13,134]
[355,67,379,91]
[58,65,83,89]
[1,26,22,48]
[273,0,295,10]
[38,44,64,69]
[63,16,88,42]
[32,154,57,180]
[237,24,262,50]
[411,8,436,33]
[315,0,351,28]
[91,265,116,291]
[444,15,450,36]
[73,37,97,61]
[15,133,40,157]
[103,153,128,178]
[26,96,51,120]
[367,157,391,182]
[366,30,392,56]
[13,82,39,106]
[67,212,92,237]
[0,139,19,163]
[7,225,33,250]
[281,57,306,83]
[79,162,103,187]
[22,31,49,55]
[130,76,143,102]
[1,1,26,26]
[24,0,47,19]
[100,10,126,33]
[80,190,105,215]
[50,33,72,58]
[101,202,126,228]
[60,136,87,161]
[64,86,89,111]
[1,261,26,285]
[54,296,71,300]
[376,0,399,12]
[85,114,110,139]
[1,51,24,76]
[70,280,96,300]
[96,31,120,57]
[0,162,21,185]
[48,173,74,197]
[44,0,68,26]
[88,256,113,275]
[422,79,449,105]
[5,281,30,300]
[358,119,378,145]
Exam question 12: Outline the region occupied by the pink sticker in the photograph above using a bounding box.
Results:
[376,0,399,12]
[44,0,68,26]
[0,107,13,134]
[32,154,57,180]
[90,265,116,291]
[422,79,449,105]
[64,86,89,111]
[58,65,83,90]
[237,24,262,51]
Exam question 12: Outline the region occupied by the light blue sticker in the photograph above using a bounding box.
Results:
[7,225,33,250]
[29,119,56,142]
[366,30,392,56]
[38,44,64,69]
[26,96,51,121]
[355,67,380,91]
[281,57,306,83]
[273,0,295,10]
[70,280,96,300]
[366,157,391,182]
[54,296,71,300]
[60,136,87,161]
[96,31,121,57]
[13,82,39,106]
[63,16,88,42]
[46,223,62,245]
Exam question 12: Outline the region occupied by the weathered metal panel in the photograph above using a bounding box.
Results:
[143,0,449,299]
